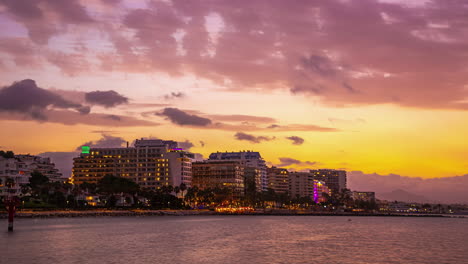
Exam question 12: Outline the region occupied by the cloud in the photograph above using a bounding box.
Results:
[85,90,129,107]
[178,140,194,150]
[208,114,276,124]
[76,134,126,150]
[348,171,468,204]
[234,132,275,144]
[0,79,89,120]
[164,92,185,100]
[0,109,158,127]
[199,141,206,147]
[158,107,212,126]
[286,136,305,145]
[3,0,468,110]
[276,157,318,168]
[0,80,159,127]
[266,124,338,132]
[0,0,94,44]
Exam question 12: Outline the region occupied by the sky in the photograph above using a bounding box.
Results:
[0,0,467,189]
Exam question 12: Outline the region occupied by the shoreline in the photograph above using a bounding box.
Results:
[1,209,464,219]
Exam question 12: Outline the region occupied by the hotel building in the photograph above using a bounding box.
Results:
[208,151,267,191]
[288,172,315,199]
[266,167,289,194]
[192,161,245,198]
[310,169,347,195]
[72,139,194,190]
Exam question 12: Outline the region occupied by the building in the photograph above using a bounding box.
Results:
[0,154,63,197]
[0,156,29,197]
[72,139,194,190]
[313,180,331,203]
[208,151,267,191]
[16,155,63,182]
[244,166,262,197]
[352,191,376,202]
[310,169,347,195]
[288,172,315,199]
[266,167,289,194]
[192,161,245,198]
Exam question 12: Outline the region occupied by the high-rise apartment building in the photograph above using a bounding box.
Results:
[208,151,267,191]
[288,172,315,199]
[72,139,193,190]
[192,161,245,198]
[266,167,289,194]
[310,169,347,195]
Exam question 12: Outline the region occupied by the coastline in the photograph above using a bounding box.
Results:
[1,209,463,218]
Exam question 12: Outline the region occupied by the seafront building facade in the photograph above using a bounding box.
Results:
[0,155,63,197]
[16,155,63,182]
[208,151,267,191]
[266,167,289,194]
[72,139,194,190]
[192,161,245,198]
[313,180,331,203]
[310,169,347,195]
[288,172,315,199]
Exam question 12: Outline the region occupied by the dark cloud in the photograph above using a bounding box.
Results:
[286,136,305,145]
[85,90,129,108]
[0,0,94,44]
[105,115,121,121]
[0,110,158,127]
[301,55,338,77]
[178,140,194,150]
[199,141,206,147]
[0,79,89,120]
[2,0,468,110]
[276,157,318,168]
[164,92,185,100]
[159,107,212,126]
[234,132,275,144]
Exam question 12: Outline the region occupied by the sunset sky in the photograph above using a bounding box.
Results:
[1,0,467,180]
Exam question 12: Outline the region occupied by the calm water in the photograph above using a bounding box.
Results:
[2,216,468,264]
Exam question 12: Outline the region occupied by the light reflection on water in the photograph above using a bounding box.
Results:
[2,216,468,264]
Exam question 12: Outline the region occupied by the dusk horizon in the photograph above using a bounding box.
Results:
[2,1,468,263]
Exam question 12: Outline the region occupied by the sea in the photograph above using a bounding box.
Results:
[2,216,468,264]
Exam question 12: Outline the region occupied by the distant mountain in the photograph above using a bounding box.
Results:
[348,171,468,204]
[377,189,433,203]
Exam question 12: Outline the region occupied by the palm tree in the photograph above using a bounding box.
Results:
[174,186,180,198]
[179,183,187,198]
[167,185,174,194]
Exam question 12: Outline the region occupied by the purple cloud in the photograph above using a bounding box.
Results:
[234,132,275,144]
